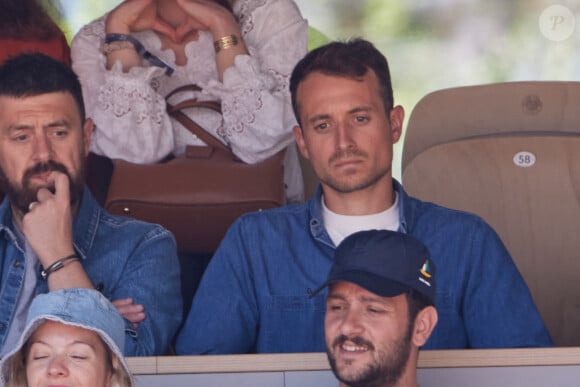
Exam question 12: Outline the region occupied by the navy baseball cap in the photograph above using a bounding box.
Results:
[313,230,436,303]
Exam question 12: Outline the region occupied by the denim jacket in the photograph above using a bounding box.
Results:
[0,187,182,356]
[176,180,552,354]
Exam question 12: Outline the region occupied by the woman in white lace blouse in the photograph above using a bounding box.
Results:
[71,0,308,202]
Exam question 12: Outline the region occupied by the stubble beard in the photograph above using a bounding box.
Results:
[321,149,391,194]
[326,325,413,387]
[0,160,84,215]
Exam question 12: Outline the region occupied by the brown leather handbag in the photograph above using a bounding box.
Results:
[104,85,286,254]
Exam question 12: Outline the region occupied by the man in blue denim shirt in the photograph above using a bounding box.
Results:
[176,39,552,354]
[0,53,182,357]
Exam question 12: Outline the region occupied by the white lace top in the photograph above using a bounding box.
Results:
[71,0,308,201]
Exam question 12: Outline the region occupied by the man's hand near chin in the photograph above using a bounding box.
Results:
[22,171,74,262]
[22,171,93,290]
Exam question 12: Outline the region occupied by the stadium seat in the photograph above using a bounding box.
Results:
[402,81,580,346]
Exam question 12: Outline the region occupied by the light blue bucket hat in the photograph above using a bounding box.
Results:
[0,288,133,386]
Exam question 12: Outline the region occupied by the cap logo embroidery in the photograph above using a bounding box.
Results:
[420,260,432,278]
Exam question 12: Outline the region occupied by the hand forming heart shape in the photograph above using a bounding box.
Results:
[107,0,239,43]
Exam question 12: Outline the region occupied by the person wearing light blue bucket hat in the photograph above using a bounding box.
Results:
[0,288,133,387]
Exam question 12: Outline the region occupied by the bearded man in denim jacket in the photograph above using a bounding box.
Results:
[176,39,552,354]
[0,53,182,357]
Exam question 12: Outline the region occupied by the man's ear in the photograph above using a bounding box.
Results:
[82,118,94,157]
[412,306,438,347]
[389,105,405,145]
[293,125,310,160]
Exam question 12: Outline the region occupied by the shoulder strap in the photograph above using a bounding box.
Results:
[166,85,232,154]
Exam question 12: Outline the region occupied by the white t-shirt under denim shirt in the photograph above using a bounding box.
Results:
[322,192,400,247]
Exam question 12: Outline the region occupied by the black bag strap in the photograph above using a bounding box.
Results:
[166,85,232,155]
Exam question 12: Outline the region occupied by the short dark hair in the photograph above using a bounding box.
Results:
[407,289,434,330]
[0,53,85,122]
[289,38,394,127]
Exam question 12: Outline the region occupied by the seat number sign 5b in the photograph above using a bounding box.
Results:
[513,151,536,168]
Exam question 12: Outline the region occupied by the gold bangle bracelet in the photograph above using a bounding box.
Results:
[214,35,239,53]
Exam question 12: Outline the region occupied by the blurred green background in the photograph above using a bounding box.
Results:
[51,0,580,179]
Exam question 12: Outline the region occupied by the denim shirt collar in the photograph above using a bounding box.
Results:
[0,197,22,252]
[307,179,414,244]
[307,186,333,247]
[0,186,100,260]
[71,187,101,260]
[393,179,411,233]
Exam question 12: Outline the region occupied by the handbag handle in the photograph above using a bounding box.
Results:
[166,85,232,155]
[165,84,204,99]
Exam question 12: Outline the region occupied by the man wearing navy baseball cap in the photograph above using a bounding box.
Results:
[315,230,438,387]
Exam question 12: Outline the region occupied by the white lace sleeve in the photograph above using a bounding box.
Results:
[71,17,174,163]
[201,0,308,164]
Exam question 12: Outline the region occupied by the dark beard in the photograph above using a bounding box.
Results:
[326,322,413,387]
[0,160,84,215]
